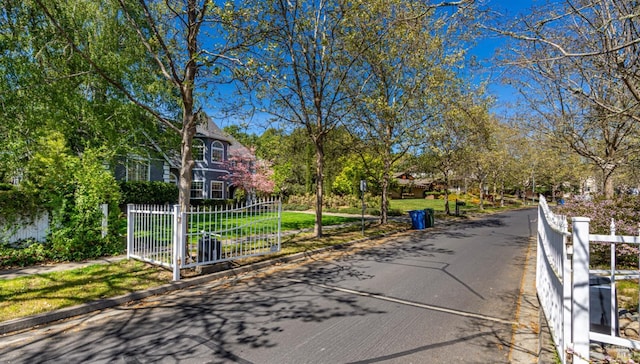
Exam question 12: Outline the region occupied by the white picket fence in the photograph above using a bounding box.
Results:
[0,212,49,245]
[1,204,110,246]
[127,198,282,281]
[537,195,640,363]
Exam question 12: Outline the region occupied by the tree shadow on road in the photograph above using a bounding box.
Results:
[0,213,531,364]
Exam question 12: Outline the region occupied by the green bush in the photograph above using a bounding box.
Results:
[286,194,315,209]
[0,186,40,222]
[119,181,178,205]
[283,203,311,211]
[0,241,52,268]
[424,191,442,199]
[190,199,235,208]
[47,149,124,261]
[0,183,14,191]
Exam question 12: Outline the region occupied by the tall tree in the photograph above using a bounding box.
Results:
[501,0,640,198]
[31,0,259,212]
[344,0,474,223]
[516,71,639,198]
[244,0,362,237]
[504,0,640,122]
[461,103,497,210]
[424,88,484,214]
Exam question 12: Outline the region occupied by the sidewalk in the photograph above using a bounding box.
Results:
[0,255,128,280]
[0,214,555,362]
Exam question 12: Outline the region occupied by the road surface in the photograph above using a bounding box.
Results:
[0,208,537,363]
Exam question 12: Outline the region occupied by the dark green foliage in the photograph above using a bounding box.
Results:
[0,241,51,268]
[282,203,311,211]
[0,183,14,191]
[190,199,235,208]
[0,186,40,223]
[119,181,178,205]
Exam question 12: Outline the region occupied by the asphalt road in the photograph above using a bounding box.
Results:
[0,208,537,364]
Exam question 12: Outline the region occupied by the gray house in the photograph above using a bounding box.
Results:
[115,117,252,200]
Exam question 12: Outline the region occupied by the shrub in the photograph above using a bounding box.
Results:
[325,194,359,209]
[282,203,311,211]
[424,191,442,199]
[0,185,40,223]
[286,194,315,210]
[48,149,124,261]
[119,181,178,205]
[0,241,52,268]
[190,199,235,208]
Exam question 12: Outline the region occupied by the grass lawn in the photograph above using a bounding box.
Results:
[0,260,171,322]
[390,198,447,213]
[280,212,359,230]
[0,219,406,322]
[390,196,526,216]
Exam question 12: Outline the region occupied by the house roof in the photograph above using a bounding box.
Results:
[196,115,254,159]
[196,115,234,143]
[393,172,431,188]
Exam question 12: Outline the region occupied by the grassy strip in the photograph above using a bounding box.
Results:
[0,260,171,322]
[0,221,407,322]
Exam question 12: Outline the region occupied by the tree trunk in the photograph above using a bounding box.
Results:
[178,0,199,214]
[443,173,450,215]
[380,164,390,225]
[178,121,196,213]
[602,164,616,199]
[603,173,615,199]
[314,139,324,237]
[479,180,484,210]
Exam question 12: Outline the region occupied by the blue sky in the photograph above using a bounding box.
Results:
[213,0,540,130]
[470,0,538,112]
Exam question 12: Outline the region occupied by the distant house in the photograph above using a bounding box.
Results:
[390,172,432,199]
[115,116,253,200]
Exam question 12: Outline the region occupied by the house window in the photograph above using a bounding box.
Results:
[211,141,224,163]
[168,173,178,185]
[191,180,205,199]
[211,181,224,200]
[127,159,149,181]
[192,139,205,162]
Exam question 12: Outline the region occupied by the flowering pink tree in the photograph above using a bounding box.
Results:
[225,151,275,201]
[557,196,640,268]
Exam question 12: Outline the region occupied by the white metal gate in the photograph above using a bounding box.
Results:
[127,198,282,280]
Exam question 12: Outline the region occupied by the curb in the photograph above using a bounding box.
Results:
[0,228,405,336]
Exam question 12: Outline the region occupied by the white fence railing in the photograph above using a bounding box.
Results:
[537,195,640,363]
[127,198,282,281]
[0,212,49,245]
[537,195,571,364]
[1,204,110,246]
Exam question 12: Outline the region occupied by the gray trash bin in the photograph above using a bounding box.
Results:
[590,275,619,335]
[198,233,222,263]
[424,208,434,228]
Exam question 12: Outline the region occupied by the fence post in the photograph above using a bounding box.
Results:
[172,204,181,281]
[126,204,134,259]
[277,198,282,252]
[101,203,108,239]
[561,217,572,364]
[572,217,591,364]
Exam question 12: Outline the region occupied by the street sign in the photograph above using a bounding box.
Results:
[360,180,367,192]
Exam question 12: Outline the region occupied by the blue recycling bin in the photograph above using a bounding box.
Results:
[409,210,426,230]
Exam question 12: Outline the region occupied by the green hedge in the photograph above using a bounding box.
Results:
[0,185,39,222]
[119,181,178,205]
[190,199,235,208]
